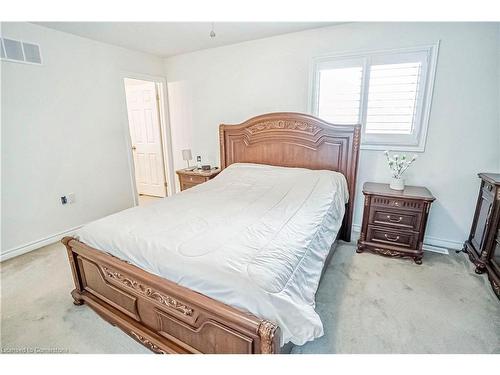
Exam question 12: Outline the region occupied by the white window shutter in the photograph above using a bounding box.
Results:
[317,66,363,125]
[366,62,422,134]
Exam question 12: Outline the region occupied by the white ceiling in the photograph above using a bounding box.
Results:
[34,22,339,57]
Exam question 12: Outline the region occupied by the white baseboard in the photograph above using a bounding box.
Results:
[0,226,82,262]
[421,243,450,255]
[351,224,463,255]
[421,236,463,254]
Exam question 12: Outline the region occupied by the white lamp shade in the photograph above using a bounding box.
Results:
[182,149,192,161]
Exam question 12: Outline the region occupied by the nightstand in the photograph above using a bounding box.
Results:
[176,168,221,191]
[357,182,435,264]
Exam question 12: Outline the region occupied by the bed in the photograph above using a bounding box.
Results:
[63,112,360,354]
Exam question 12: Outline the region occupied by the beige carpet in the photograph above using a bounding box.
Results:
[138,195,163,206]
[1,241,499,354]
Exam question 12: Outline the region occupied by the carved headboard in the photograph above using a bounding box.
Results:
[219,112,361,242]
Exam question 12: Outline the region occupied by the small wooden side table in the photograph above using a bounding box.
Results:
[357,182,435,264]
[176,168,221,191]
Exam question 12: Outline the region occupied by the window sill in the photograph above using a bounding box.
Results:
[360,143,426,152]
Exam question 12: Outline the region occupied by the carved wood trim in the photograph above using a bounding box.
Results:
[353,126,360,151]
[258,320,278,354]
[372,247,400,257]
[246,120,320,135]
[491,278,500,297]
[130,331,167,354]
[357,242,423,263]
[101,265,194,317]
[219,125,226,171]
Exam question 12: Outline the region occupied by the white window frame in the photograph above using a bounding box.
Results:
[309,42,440,152]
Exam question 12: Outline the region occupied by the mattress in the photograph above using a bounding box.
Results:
[76,163,349,345]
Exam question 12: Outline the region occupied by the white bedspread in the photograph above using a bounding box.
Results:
[76,163,348,345]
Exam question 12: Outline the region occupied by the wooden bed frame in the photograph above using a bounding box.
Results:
[63,112,360,354]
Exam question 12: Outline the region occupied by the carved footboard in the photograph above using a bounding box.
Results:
[62,237,280,354]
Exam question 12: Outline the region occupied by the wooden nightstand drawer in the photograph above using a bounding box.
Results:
[176,168,221,191]
[371,196,423,212]
[366,225,418,249]
[369,208,421,231]
[183,175,206,184]
[180,182,197,191]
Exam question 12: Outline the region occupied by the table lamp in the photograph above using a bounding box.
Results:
[182,149,193,169]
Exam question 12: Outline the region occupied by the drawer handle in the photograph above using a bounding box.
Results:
[384,234,400,242]
[386,215,403,223]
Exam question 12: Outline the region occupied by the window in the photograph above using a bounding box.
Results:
[310,43,439,151]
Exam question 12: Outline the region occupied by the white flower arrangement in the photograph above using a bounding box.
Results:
[384,150,418,179]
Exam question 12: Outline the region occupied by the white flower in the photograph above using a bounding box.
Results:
[383,150,417,179]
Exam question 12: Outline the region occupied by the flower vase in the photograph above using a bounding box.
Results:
[390,177,405,191]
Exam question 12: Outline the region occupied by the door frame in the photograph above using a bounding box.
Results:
[120,72,175,206]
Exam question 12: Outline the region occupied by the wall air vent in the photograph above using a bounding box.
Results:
[0,40,5,59]
[0,37,42,65]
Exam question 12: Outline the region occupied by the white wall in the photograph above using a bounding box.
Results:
[165,22,500,248]
[1,22,166,258]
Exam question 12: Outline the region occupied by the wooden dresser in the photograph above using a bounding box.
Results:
[463,173,500,298]
[176,168,221,191]
[357,182,435,264]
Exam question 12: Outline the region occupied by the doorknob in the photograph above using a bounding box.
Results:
[132,146,137,150]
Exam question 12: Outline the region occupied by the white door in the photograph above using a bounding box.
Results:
[125,80,167,197]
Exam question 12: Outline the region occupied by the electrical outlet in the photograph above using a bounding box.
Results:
[61,193,75,205]
[196,155,201,162]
